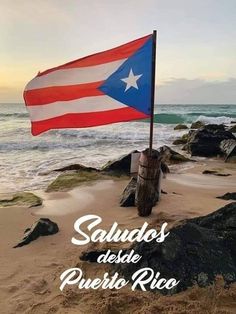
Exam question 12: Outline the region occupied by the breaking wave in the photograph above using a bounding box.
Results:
[0,112,29,118]
[150,113,236,124]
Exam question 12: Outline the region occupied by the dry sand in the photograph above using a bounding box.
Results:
[0,159,236,314]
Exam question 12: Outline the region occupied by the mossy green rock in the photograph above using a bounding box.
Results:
[172,133,190,145]
[46,170,112,192]
[191,121,205,129]
[47,153,136,192]
[174,124,188,130]
[172,139,186,145]
[0,192,42,208]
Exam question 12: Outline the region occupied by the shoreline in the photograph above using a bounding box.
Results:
[0,157,235,313]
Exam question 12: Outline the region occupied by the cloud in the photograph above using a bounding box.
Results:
[156,78,236,104]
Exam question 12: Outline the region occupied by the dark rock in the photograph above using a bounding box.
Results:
[161,190,168,194]
[203,124,226,131]
[120,177,168,207]
[190,121,205,129]
[181,132,192,150]
[214,173,231,177]
[82,203,236,294]
[220,139,236,163]
[189,202,236,230]
[172,138,187,145]
[186,126,235,157]
[159,145,193,164]
[40,163,99,176]
[102,150,169,175]
[202,170,231,176]
[202,170,218,175]
[47,152,140,192]
[172,139,184,145]
[174,124,188,130]
[80,250,109,262]
[46,151,168,193]
[48,152,170,192]
[53,164,99,172]
[173,133,190,145]
[115,202,236,294]
[14,218,59,248]
[161,162,170,174]
[228,125,236,133]
[101,150,139,175]
[0,192,42,208]
[217,193,236,201]
[120,177,137,207]
[172,192,182,195]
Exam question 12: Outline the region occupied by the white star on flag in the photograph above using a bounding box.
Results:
[121,68,143,92]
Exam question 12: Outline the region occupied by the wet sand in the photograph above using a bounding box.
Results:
[0,159,235,313]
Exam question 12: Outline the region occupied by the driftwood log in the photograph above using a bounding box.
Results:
[135,149,162,216]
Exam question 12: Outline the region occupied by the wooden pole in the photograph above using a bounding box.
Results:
[135,31,161,217]
[149,30,157,156]
[135,149,162,217]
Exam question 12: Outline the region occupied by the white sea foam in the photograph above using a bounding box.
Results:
[0,103,235,192]
[196,115,234,124]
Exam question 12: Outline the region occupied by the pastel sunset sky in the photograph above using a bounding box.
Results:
[1,0,236,103]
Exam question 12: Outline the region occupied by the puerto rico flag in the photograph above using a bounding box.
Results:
[24,34,153,135]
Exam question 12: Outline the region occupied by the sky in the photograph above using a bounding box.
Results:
[1,0,236,104]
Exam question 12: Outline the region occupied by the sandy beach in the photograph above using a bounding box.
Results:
[0,158,235,314]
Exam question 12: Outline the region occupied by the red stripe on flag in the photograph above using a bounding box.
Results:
[31,108,149,135]
[24,81,104,106]
[38,35,151,76]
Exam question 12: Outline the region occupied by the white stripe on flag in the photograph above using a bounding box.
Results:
[27,95,128,122]
[25,59,127,91]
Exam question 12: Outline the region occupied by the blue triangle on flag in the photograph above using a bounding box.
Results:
[99,38,152,115]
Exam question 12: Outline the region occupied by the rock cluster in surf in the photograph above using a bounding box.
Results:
[173,123,236,161]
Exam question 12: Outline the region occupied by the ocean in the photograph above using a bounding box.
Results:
[0,103,235,193]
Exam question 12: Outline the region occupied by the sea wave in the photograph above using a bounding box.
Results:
[0,112,29,118]
[195,115,235,124]
[151,113,236,124]
[1,103,235,193]
[0,107,235,126]
[0,140,94,152]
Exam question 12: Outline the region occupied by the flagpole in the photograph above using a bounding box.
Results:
[149,30,157,156]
